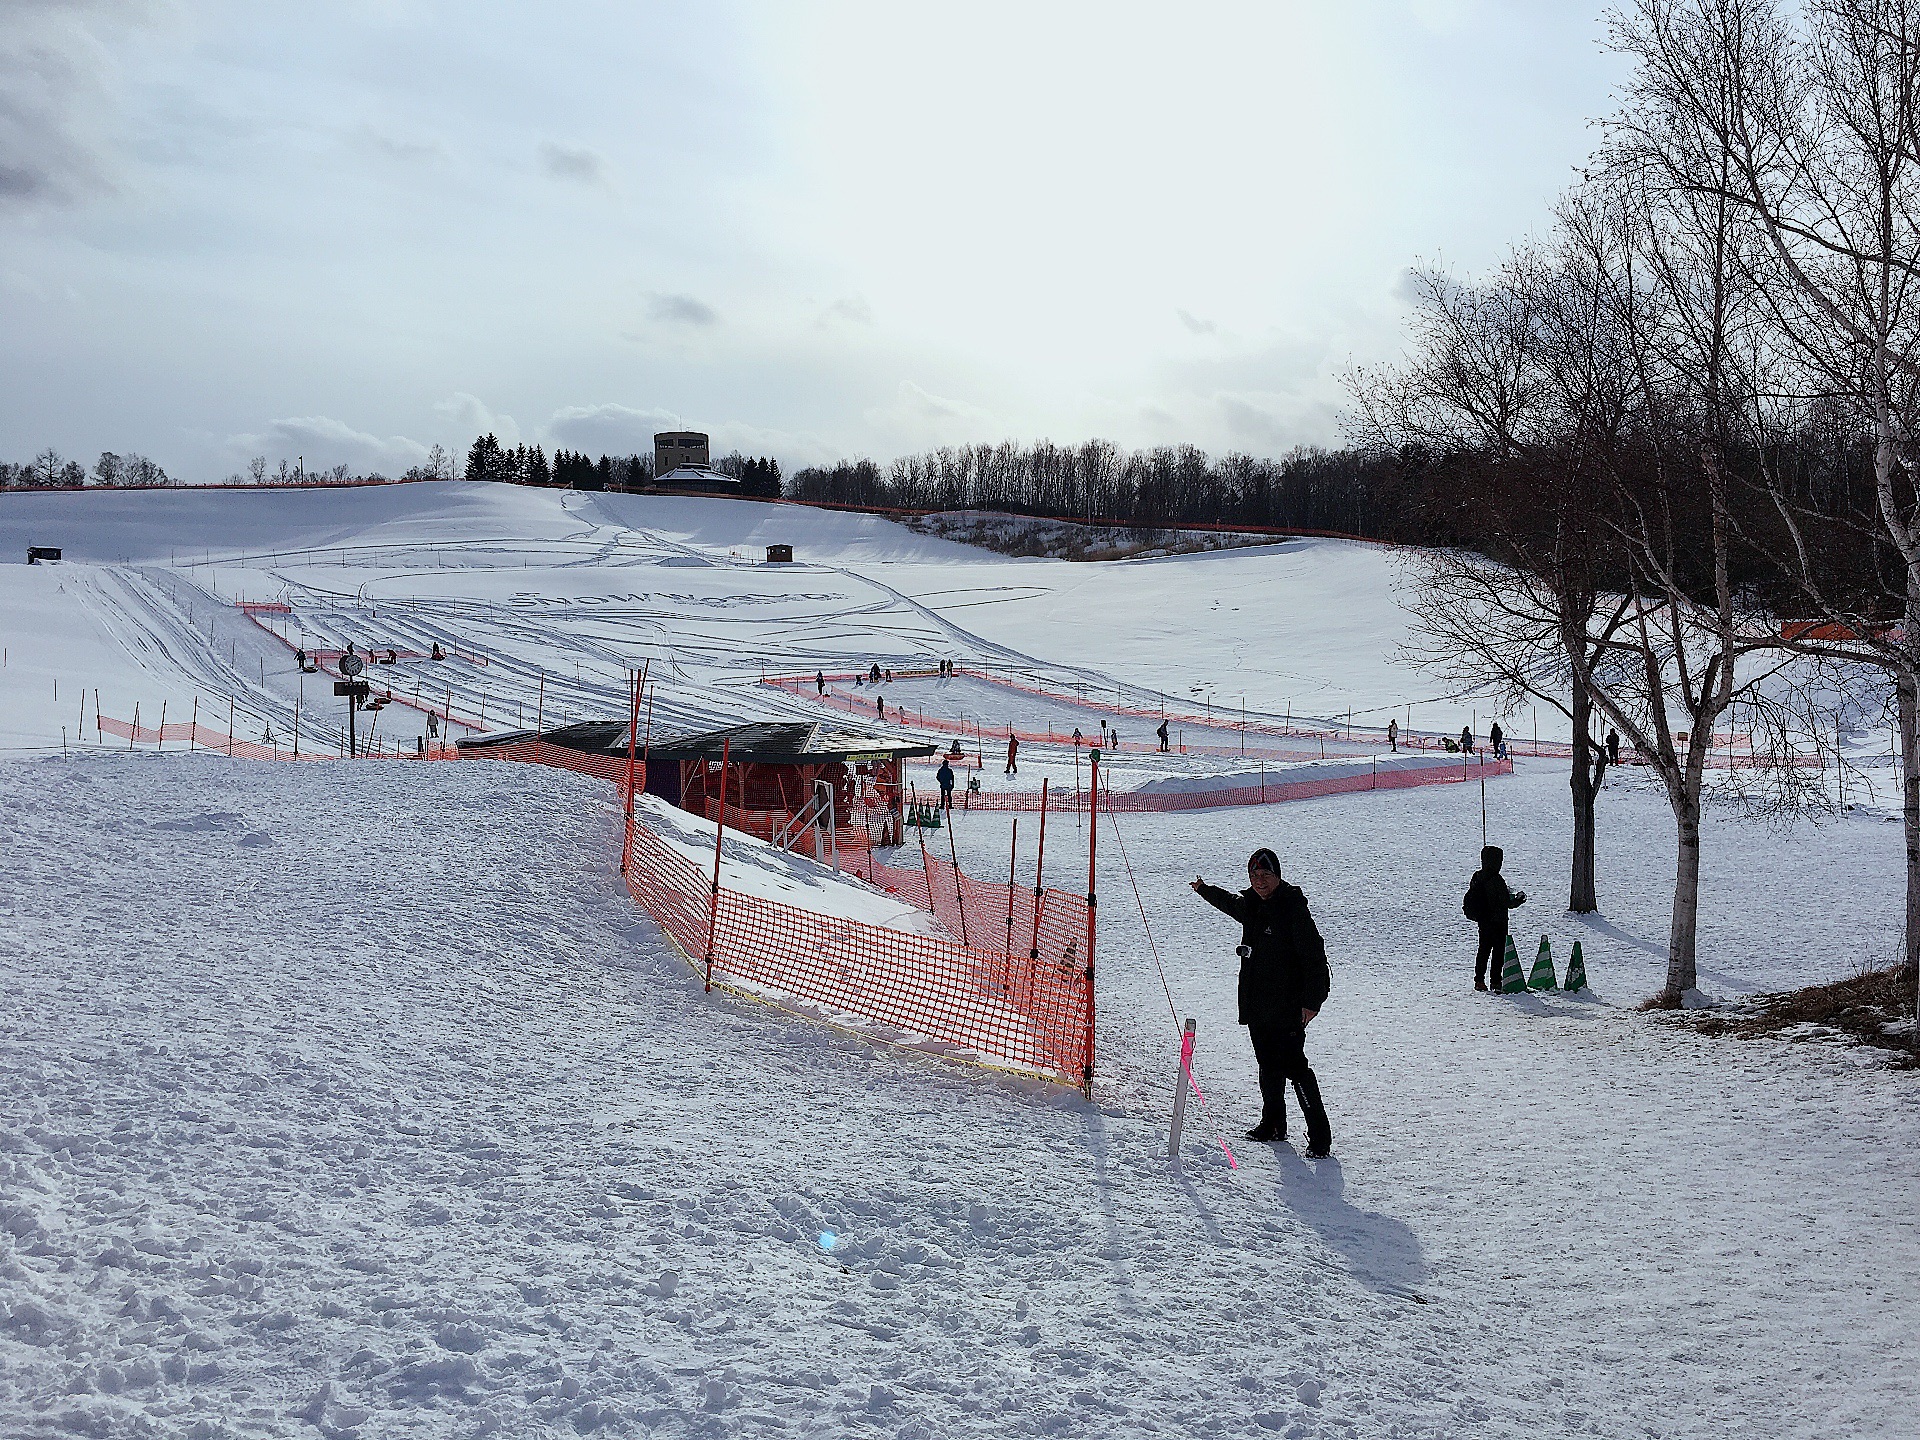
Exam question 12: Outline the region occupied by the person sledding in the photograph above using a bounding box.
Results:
[1190,849,1333,1155]
[1463,845,1526,992]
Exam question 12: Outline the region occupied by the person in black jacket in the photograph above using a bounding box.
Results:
[1191,849,1333,1154]
[1464,844,1526,991]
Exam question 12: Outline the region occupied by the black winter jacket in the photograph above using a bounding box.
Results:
[1195,880,1331,1028]
[1464,869,1524,933]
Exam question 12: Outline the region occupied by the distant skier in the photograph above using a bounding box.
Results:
[1190,849,1333,1154]
[1157,720,1170,752]
[1109,728,1118,750]
[1489,721,1506,759]
[936,758,956,810]
[430,642,444,661]
[1386,717,1398,752]
[1460,724,1474,756]
[1606,727,1620,766]
[1072,727,1083,747]
[1463,845,1527,992]
[876,695,886,721]
[885,668,894,684]
[1005,735,1019,776]
[426,711,439,739]
[295,647,307,668]
[816,670,826,696]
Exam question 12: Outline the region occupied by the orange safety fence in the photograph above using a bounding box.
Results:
[464,736,1097,1090]
[933,754,1515,813]
[93,711,461,761]
[94,712,320,761]
[767,669,1759,764]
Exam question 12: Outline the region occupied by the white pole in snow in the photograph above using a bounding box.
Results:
[1168,1018,1197,1159]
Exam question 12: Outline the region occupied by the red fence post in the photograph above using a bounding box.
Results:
[1084,748,1099,1099]
[622,663,646,875]
[704,737,731,992]
[1027,778,1050,962]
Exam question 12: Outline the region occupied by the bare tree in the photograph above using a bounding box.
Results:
[1613,0,1920,1008]
[1348,235,1633,912]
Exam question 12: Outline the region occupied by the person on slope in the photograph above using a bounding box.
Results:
[870,662,881,684]
[816,670,826,696]
[1489,720,1506,759]
[1004,734,1019,775]
[876,694,886,721]
[1460,724,1474,755]
[1190,849,1333,1154]
[1606,727,1620,767]
[1387,717,1398,752]
[1464,845,1527,992]
[936,757,956,811]
[1157,719,1171,752]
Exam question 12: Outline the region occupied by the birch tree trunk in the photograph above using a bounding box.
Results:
[1568,684,1602,913]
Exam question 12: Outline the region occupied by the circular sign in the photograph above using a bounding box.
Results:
[339,652,364,677]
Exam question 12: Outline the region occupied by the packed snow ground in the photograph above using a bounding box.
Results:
[2,482,1916,1438]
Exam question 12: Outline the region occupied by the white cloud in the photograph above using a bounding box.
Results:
[433,393,519,448]
[862,380,1001,446]
[542,402,838,469]
[1176,308,1216,335]
[226,415,431,474]
[0,1,143,208]
[544,403,681,455]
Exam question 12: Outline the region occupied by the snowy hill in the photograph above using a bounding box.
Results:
[1,482,1915,1439]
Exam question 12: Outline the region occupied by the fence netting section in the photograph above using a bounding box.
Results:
[466,739,1096,1091]
[928,754,1515,813]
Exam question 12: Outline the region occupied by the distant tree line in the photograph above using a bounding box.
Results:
[1,449,172,489]
[786,441,1428,538]
[462,434,782,497]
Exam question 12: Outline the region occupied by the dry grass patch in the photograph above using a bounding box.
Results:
[1682,963,1917,1066]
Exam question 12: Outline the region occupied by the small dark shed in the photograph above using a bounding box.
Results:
[27,546,61,564]
[765,544,793,563]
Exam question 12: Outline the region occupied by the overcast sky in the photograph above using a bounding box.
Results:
[1,1,1625,479]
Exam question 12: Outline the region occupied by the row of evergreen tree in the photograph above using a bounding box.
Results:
[463,435,783,497]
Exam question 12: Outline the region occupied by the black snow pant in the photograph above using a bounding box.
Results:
[1246,1022,1331,1149]
[1475,925,1508,986]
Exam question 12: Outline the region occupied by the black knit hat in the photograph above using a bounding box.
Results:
[1248,848,1281,876]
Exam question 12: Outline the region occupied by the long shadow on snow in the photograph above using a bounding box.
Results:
[1272,1151,1427,1298]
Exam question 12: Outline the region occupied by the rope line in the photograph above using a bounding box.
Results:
[1100,791,1238,1171]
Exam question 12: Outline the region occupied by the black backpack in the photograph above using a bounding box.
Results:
[1462,879,1484,923]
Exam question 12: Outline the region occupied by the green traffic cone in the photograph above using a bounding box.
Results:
[1528,934,1558,990]
[1564,940,1587,992]
[1500,935,1527,993]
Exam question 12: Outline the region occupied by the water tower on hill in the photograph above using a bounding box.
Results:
[654,430,709,475]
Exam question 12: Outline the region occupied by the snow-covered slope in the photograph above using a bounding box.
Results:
[1,482,1914,1439]
[1,751,1911,1440]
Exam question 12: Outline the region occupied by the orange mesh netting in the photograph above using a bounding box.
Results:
[465,737,1096,1090]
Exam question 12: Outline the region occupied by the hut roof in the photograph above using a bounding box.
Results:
[458,719,934,765]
